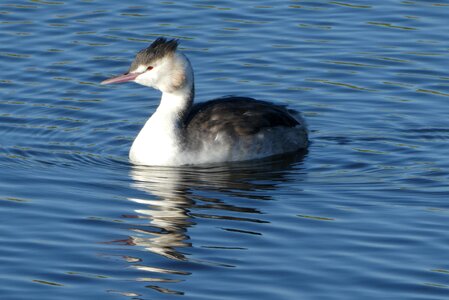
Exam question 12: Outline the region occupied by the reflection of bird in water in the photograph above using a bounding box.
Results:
[115,152,306,296]
[101,154,306,297]
[102,38,308,166]
[128,167,194,261]
[125,152,306,262]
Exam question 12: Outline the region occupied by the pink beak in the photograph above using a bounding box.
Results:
[101,72,141,85]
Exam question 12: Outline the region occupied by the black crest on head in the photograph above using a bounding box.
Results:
[130,37,179,71]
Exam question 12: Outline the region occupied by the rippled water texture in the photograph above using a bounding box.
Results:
[1,1,449,299]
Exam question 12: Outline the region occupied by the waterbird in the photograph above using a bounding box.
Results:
[101,38,308,166]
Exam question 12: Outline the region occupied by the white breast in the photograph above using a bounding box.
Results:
[129,114,182,166]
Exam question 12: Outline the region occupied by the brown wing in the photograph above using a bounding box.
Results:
[184,97,300,146]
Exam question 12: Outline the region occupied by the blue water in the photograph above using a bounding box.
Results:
[1,1,449,299]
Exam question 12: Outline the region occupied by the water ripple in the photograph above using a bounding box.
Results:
[1,0,449,299]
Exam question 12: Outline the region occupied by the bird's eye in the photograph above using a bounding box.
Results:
[146,66,153,71]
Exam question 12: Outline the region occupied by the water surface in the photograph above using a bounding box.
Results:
[1,1,449,299]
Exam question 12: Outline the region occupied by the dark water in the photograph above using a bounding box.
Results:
[1,1,449,299]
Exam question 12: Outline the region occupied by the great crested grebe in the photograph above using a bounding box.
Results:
[101,38,308,166]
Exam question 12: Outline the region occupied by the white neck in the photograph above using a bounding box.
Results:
[157,85,193,120]
[129,85,194,166]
